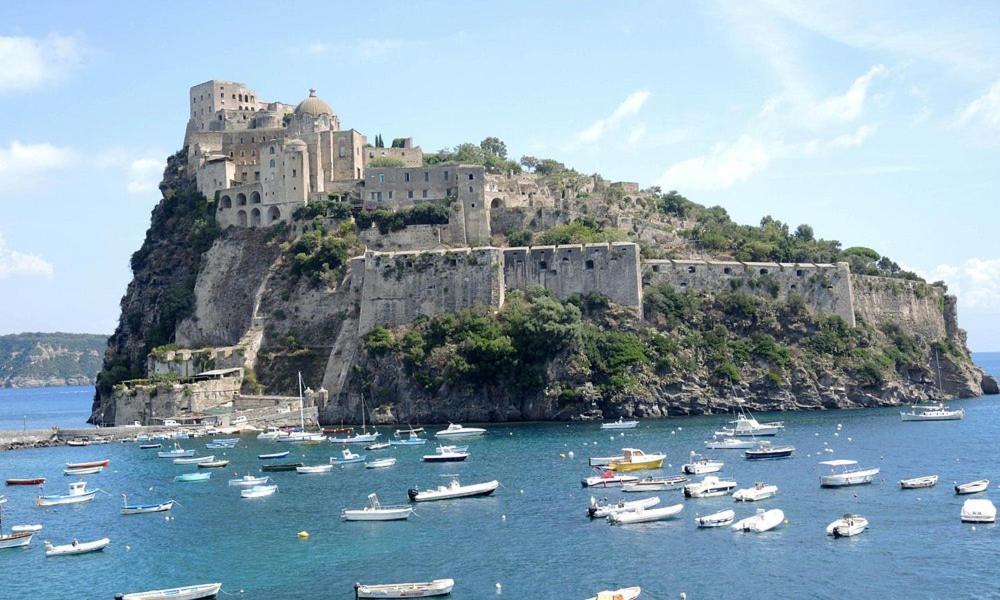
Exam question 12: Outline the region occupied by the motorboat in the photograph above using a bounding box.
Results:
[366,441,391,451]
[241,485,278,499]
[228,475,270,487]
[714,406,783,437]
[197,460,229,469]
[65,459,110,469]
[582,468,640,488]
[390,432,427,446]
[955,479,990,495]
[609,448,666,472]
[11,524,43,533]
[36,481,98,506]
[354,578,454,598]
[394,426,425,437]
[826,514,869,537]
[899,475,938,489]
[585,588,641,600]
[609,503,683,525]
[732,508,785,533]
[588,496,660,519]
[600,418,639,430]
[622,476,688,493]
[683,476,737,498]
[733,482,779,502]
[819,460,879,487]
[681,452,723,475]
[121,494,174,515]
[139,443,162,450]
[45,537,110,556]
[158,444,194,459]
[422,446,469,463]
[118,582,222,600]
[6,477,46,486]
[434,423,487,440]
[66,438,90,447]
[330,449,366,464]
[173,455,215,465]
[296,464,334,474]
[258,451,290,460]
[366,458,397,469]
[174,472,211,483]
[257,427,286,441]
[64,465,104,476]
[900,403,964,421]
[744,442,795,460]
[695,509,735,528]
[704,437,756,450]
[961,499,997,523]
[589,455,624,467]
[407,476,499,502]
[328,431,380,444]
[261,463,304,472]
[342,493,413,521]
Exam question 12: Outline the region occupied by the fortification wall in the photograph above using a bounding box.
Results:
[851,275,947,339]
[643,259,856,325]
[148,347,247,378]
[111,375,241,426]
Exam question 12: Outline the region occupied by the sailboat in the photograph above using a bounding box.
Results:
[900,350,964,421]
[279,373,325,443]
[328,394,380,444]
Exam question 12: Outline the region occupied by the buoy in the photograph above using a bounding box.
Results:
[677,427,682,431]
[847,437,852,442]
[126,545,131,551]
[297,531,309,539]
[520,489,524,494]
[496,582,502,594]
[834,432,839,437]
[568,451,574,458]
[501,514,506,521]
[814,433,819,436]
[972,525,977,531]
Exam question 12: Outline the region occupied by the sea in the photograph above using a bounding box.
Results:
[0,353,999,599]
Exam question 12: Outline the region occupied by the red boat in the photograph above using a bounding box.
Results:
[64,459,110,469]
[5,478,46,486]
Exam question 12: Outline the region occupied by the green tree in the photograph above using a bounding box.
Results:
[480,137,508,159]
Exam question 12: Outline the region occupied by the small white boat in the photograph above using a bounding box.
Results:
[342,493,413,521]
[434,423,487,440]
[390,432,427,446]
[732,508,785,533]
[408,476,499,502]
[681,452,723,475]
[900,403,964,421]
[422,445,469,463]
[36,481,98,507]
[695,509,736,528]
[589,455,624,467]
[582,469,640,488]
[600,418,639,430]
[899,475,938,489]
[197,460,229,469]
[11,524,43,533]
[622,476,688,492]
[228,475,270,487]
[278,431,326,444]
[121,494,174,515]
[683,476,737,498]
[328,431,380,444]
[258,451,290,460]
[714,406,783,437]
[174,472,211,483]
[585,587,641,600]
[0,531,33,549]
[955,479,990,495]
[173,455,215,465]
[157,444,194,458]
[366,458,397,469]
[44,537,110,556]
[119,582,222,600]
[733,482,778,502]
[819,460,879,487]
[66,438,90,447]
[355,578,454,598]
[241,485,278,499]
[704,437,756,450]
[961,499,997,523]
[331,448,366,464]
[257,427,285,441]
[587,496,660,519]
[64,465,104,476]
[296,464,334,474]
[826,514,869,537]
[366,441,391,451]
[608,503,683,525]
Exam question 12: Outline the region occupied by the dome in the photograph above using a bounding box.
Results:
[294,88,334,117]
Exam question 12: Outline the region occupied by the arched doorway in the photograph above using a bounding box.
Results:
[250,191,261,204]
[491,198,502,209]
[250,208,261,226]
[267,206,281,223]
[237,193,247,206]
[237,210,247,226]
[221,195,232,208]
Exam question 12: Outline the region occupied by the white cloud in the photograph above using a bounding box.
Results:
[657,135,773,191]
[813,65,885,121]
[0,34,83,93]
[577,90,651,143]
[0,140,77,183]
[0,233,53,280]
[126,157,164,195]
[829,123,877,148]
[956,81,1000,131]
[925,258,1000,310]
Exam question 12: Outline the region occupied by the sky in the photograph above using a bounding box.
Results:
[1,1,999,349]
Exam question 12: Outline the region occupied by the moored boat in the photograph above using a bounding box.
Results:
[704,437,756,450]
[434,423,487,440]
[173,455,215,465]
[11,524,43,533]
[422,445,468,463]
[408,476,499,502]
[366,441,391,451]
[44,537,110,556]
[819,460,879,487]
[608,448,666,472]
[695,509,735,528]
[744,441,795,460]
[330,449,366,464]
[36,481,98,506]
[258,451,290,460]
[366,458,397,469]
[296,464,334,474]
[63,465,103,476]
[899,475,938,489]
[600,418,639,430]
[588,495,659,519]
[158,444,194,459]
[241,484,277,499]
[621,476,687,492]
[585,588,641,600]
[228,475,270,487]
[589,455,624,467]
[733,482,779,502]
[197,460,229,469]
[261,462,304,472]
[354,578,454,598]
[714,406,783,437]
[174,472,211,483]
[582,468,639,488]
[955,479,990,495]
[117,582,222,600]
[139,443,162,450]
[961,499,997,523]
[121,494,174,515]
[65,459,110,469]
[0,531,33,549]
[6,477,46,486]
[342,493,413,521]
[732,508,785,533]
[389,432,426,446]
[900,403,964,421]
[826,514,869,537]
[683,476,737,499]
[608,503,683,525]
[681,452,723,475]
[66,438,90,447]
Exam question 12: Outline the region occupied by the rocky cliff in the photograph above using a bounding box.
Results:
[0,333,106,388]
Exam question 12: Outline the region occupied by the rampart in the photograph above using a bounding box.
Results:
[851,275,948,339]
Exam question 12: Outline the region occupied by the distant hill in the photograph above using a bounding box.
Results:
[0,332,107,388]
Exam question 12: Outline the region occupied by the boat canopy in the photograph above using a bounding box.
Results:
[820,459,858,466]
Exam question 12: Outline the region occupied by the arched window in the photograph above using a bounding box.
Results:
[220,195,232,209]
[269,159,275,168]
[491,198,502,209]
[269,146,275,155]
[237,193,247,206]
[267,206,281,223]
[250,191,261,204]
[237,210,247,227]
[250,208,261,226]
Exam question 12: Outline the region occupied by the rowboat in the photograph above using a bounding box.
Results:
[45,537,110,556]
[342,493,413,521]
[174,472,211,483]
[695,509,735,528]
[422,446,468,463]
[366,458,397,469]
[173,455,215,465]
[961,499,997,523]
[585,587,641,600]
[681,452,723,475]
[36,481,98,506]
[955,479,990,495]
[64,465,104,476]
[588,495,660,519]
[297,464,334,474]
[241,485,277,499]
[261,463,303,472]
[65,459,110,469]
[621,476,687,492]
[434,423,486,440]
[330,449,366,464]
[0,531,33,549]
[826,514,869,537]
[354,578,454,598]
[228,475,269,487]
[732,508,785,533]
[258,451,290,460]
[608,503,683,525]
[899,475,938,489]
[158,444,194,459]
[608,448,666,472]
[205,443,234,450]
[11,524,43,533]
[733,482,779,502]
[366,441,391,451]
[408,476,499,502]
[119,582,222,600]
[6,477,46,486]
[600,418,639,430]
[197,460,230,469]
[582,468,639,488]
[121,494,174,515]
[139,443,162,449]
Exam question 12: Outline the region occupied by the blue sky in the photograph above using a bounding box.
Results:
[1,1,999,349]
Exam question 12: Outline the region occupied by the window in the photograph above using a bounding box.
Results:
[423,172,429,182]
[468,173,474,180]
[404,173,410,182]
[539,261,548,270]
[422,190,428,198]
[254,171,260,181]
[759,268,768,275]
[724,267,732,275]
[688,266,696,273]
[269,159,275,168]
[269,146,275,155]
[388,191,393,200]
[292,169,297,177]
[652,265,660,272]
[407,190,413,199]
[585,260,595,270]
[339,145,345,158]
[378,174,385,184]
[796,269,804,277]
[444,171,449,180]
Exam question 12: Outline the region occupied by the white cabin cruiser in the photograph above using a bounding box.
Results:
[622,476,687,492]
[695,509,735,528]
[961,499,997,523]
[600,418,639,430]
[608,503,683,525]
[819,460,879,487]
[681,452,723,475]
[900,402,964,422]
[732,508,785,533]
[434,423,487,440]
[826,514,869,537]
[342,493,413,521]
[714,406,783,437]
[408,476,499,502]
[587,496,660,519]
[733,482,778,502]
[684,476,737,498]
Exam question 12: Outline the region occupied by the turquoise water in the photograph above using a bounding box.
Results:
[0,385,93,431]
[0,356,998,598]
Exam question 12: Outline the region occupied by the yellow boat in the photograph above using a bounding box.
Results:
[609,448,665,472]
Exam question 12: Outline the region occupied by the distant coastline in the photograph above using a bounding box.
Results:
[0,332,106,389]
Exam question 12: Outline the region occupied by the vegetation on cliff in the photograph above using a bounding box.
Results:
[424,137,521,174]
[0,332,107,387]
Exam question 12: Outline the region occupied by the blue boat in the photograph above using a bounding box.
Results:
[329,449,366,464]
[744,442,795,460]
[389,433,427,446]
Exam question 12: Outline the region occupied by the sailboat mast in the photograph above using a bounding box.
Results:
[297,371,305,430]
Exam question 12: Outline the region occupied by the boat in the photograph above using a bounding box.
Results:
[582,468,639,488]
[589,455,624,467]
[65,459,110,469]
[212,438,238,445]
[366,458,397,469]
[394,426,425,437]
[261,462,304,472]
[173,455,215,465]
[258,451,290,460]
[6,477,46,486]
[139,443,162,450]
[241,484,277,499]
[899,475,938,489]
[389,432,426,446]
[695,509,736,528]
[257,427,286,441]
[0,509,34,549]
[331,448,367,464]
[434,423,487,440]
[587,495,660,519]
[121,494,174,515]
[330,394,381,443]
[683,476,738,498]
[733,482,779,502]
[621,476,688,492]
[205,443,234,450]
[36,481,98,506]
[297,464,334,474]
[826,514,869,537]
[354,578,454,598]
[714,405,783,437]
[600,418,639,430]
[900,404,965,421]
[158,444,194,459]
[323,425,354,435]
[174,472,211,483]
[585,588,641,600]
[819,460,880,487]
[118,582,222,600]
[422,445,469,463]
[278,373,326,444]
[66,438,90,447]
[407,476,499,502]
[11,524,43,533]
[704,437,756,450]
[681,452,723,475]
[197,460,229,469]
[366,441,391,451]
[608,503,683,525]
[961,499,997,523]
[44,537,110,556]
[608,448,666,472]
[228,475,270,487]
[732,508,785,533]
[744,441,795,460]
[342,493,413,521]
[955,479,990,495]
[63,465,104,476]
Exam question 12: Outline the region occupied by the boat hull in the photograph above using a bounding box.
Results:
[45,537,110,556]
[355,578,454,598]
[955,480,990,495]
[582,475,639,488]
[608,503,683,525]
[744,449,794,460]
[899,475,938,489]
[241,485,277,499]
[961,499,997,523]
[228,477,269,487]
[258,452,290,460]
[122,501,174,515]
[682,462,723,475]
[422,455,467,463]
[296,465,334,474]
[696,510,735,528]
[609,456,666,472]
[622,477,687,493]
[366,459,397,469]
[174,473,211,483]
[0,532,33,549]
[121,582,222,600]
[342,507,413,521]
[408,480,499,502]
[820,468,880,487]
[733,485,778,502]
[36,491,97,506]
[6,478,45,486]
[65,459,110,469]
[261,463,304,472]
[588,496,660,519]
[732,509,785,533]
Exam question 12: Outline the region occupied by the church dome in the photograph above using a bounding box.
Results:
[294,88,334,117]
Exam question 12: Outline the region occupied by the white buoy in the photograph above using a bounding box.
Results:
[496,582,502,594]
[520,489,524,494]
[501,514,506,521]
[126,545,131,551]
[848,437,852,442]
[677,427,682,431]
[568,451,574,458]
[834,432,839,437]
[814,433,819,436]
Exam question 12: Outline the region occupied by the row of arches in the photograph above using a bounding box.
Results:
[235,206,281,227]
[220,191,261,208]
